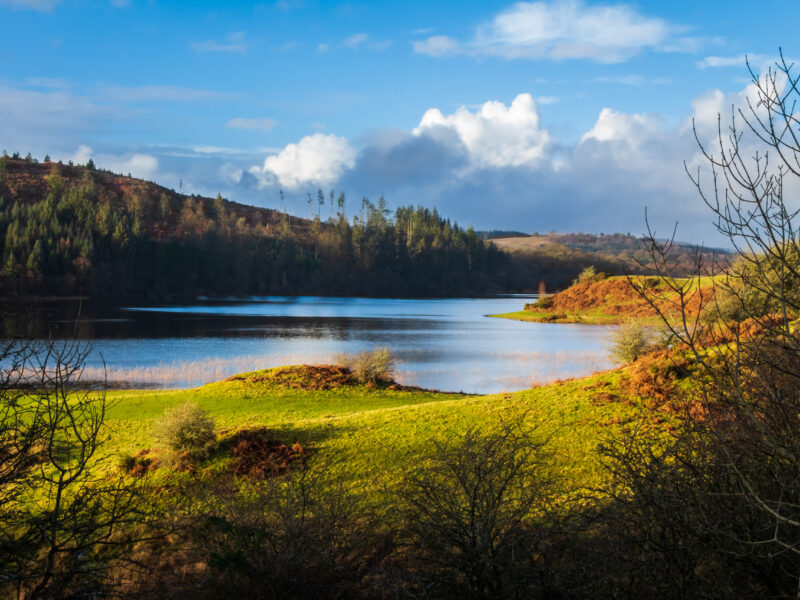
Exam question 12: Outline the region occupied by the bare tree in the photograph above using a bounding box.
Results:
[399,422,554,600]
[619,50,800,597]
[0,322,150,599]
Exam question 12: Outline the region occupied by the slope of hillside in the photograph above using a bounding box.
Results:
[493,275,712,324]
[494,233,725,292]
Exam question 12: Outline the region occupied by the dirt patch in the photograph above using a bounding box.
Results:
[230,428,308,478]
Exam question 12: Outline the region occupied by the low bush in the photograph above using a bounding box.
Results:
[574,265,607,285]
[610,320,657,363]
[527,295,553,310]
[152,402,216,464]
[336,347,394,384]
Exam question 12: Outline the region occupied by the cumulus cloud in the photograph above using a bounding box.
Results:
[249,82,783,243]
[580,108,664,144]
[226,118,277,131]
[70,145,93,164]
[252,133,356,189]
[413,0,699,63]
[68,145,159,179]
[413,93,551,168]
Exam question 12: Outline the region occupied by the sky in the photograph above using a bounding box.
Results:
[0,0,797,243]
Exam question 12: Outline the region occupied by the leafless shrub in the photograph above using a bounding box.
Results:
[609,50,800,597]
[0,320,154,599]
[336,347,394,385]
[399,422,555,600]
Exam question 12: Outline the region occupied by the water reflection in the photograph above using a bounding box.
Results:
[5,296,617,394]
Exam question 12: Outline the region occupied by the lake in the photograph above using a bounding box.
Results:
[8,296,617,394]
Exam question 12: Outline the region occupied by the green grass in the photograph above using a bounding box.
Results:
[490,310,625,324]
[102,365,655,496]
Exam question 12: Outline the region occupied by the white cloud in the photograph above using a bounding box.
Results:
[317,43,329,53]
[0,0,59,12]
[253,133,356,189]
[413,93,551,168]
[343,33,368,48]
[68,145,159,179]
[227,118,277,131]
[191,145,252,155]
[580,108,664,144]
[412,35,459,57]
[414,0,698,63]
[70,145,93,165]
[697,54,760,69]
[106,153,159,179]
[191,32,247,54]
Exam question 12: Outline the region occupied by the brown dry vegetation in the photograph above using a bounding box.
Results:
[226,365,356,390]
[509,276,714,323]
[228,428,308,478]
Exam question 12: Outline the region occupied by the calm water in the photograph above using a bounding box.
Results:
[10,296,617,394]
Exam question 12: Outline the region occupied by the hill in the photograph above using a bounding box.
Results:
[493,274,712,324]
[0,155,718,299]
[0,156,508,298]
[495,232,726,292]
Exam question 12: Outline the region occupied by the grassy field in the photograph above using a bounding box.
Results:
[102,364,662,497]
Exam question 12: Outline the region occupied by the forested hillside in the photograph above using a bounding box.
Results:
[495,232,725,291]
[0,156,508,298]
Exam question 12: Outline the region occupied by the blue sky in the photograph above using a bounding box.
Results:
[0,0,796,241]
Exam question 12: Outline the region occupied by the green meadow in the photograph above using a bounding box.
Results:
[103,364,653,496]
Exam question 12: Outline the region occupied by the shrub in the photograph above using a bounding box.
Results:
[400,423,552,598]
[152,402,216,463]
[610,320,656,363]
[336,347,394,384]
[575,265,607,285]
[527,295,553,310]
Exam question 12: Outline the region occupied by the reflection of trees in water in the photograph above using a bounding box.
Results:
[1,300,446,340]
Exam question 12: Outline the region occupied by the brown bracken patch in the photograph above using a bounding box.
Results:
[127,449,159,477]
[227,365,355,390]
[230,428,308,478]
[527,277,712,319]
